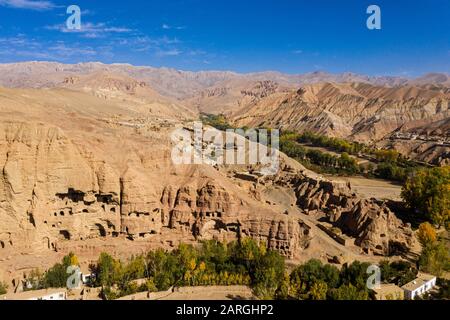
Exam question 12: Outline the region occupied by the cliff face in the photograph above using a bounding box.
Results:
[0,122,311,261]
[0,122,121,252]
[0,119,419,264]
[0,80,422,281]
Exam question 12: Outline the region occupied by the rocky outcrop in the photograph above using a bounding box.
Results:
[241,81,279,99]
[335,200,416,256]
[160,182,311,259]
[288,174,417,256]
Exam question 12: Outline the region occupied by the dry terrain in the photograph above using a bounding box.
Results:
[1,62,446,295]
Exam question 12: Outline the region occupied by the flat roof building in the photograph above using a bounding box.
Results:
[401,273,437,300]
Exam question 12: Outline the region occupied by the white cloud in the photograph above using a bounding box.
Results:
[0,34,101,60]
[156,49,182,57]
[48,42,97,57]
[0,0,55,10]
[188,49,207,56]
[161,23,186,30]
[45,22,133,38]
[122,36,182,53]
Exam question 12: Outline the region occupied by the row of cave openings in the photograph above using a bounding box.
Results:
[54,188,119,215]
[56,222,120,242]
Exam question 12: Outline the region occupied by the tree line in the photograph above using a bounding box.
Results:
[20,237,449,300]
[281,131,422,182]
[0,281,7,295]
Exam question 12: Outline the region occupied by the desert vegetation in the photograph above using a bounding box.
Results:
[402,167,450,228]
[280,131,423,181]
[20,237,449,300]
[0,281,7,295]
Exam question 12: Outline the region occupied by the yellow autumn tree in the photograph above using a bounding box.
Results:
[417,222,437,247]
[188,258,197,271]
[310,281,328,300]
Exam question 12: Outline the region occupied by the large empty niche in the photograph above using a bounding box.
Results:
[92,224,107,237]
[56,188,85,203]
[59,230,71,240]
[95,194,114,204]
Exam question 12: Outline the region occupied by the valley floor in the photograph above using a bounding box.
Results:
[324,176,403,201]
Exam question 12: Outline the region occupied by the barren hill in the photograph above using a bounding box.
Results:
[2,61,447,288]
[1,62,447,102]
[230,82,450,163]
[0,83,419,285]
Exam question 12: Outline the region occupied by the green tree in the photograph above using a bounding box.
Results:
[339,261,371,290]
[95,252,121,287]
[0,281,7,295]
[253,251,285,299]
[43,252,79,288]
[310,280,328,300]
[379,260,417,286]
[401,166,450,227]
[419,241,450,277]
[146,249,182,290]
[329,284,369,300]
[289,259,339,299]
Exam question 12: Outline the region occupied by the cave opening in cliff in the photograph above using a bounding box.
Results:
[56,188,85,203]
[96,194,114,204]
[388,240,409,257]
[59,230,71,240]
[94,224,107,237]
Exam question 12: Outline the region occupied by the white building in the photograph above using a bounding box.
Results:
[0,288,67,301]
[401,273,437,300]
[81,273,95,285]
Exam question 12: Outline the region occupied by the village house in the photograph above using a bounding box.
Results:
[401,273,437,300]
[0,288,67,301]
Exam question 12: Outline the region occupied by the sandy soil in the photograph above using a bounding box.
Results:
[325,176,403,201]
[118,286,256,300]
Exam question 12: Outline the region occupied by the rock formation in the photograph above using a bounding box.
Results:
[286,173,417,256]
[0,121,311,264]
[0,65,426,283]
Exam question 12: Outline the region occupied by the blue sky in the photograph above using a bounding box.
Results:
[0,0,449,76]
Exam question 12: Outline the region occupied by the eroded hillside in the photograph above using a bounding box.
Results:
[1,63,443,288]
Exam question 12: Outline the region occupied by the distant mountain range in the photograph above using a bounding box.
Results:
[0,61,448,165]
[0,62,448,99]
